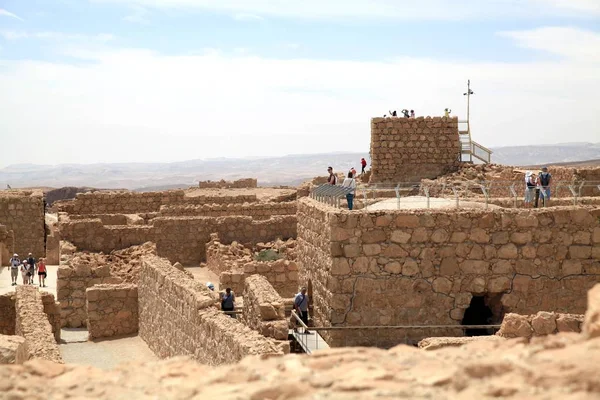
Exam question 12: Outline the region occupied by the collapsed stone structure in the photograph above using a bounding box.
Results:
[199,178,258,189]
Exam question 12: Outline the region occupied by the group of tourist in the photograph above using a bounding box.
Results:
[327,161,366,211]
[524,166,552,208]
[7,253,48,287]
[387,109,416,118]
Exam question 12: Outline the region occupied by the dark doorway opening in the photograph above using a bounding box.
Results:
[461,294,503,336]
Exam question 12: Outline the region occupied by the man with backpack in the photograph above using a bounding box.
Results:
[294,287,311,334]
[27,253,36,284]
[8,253,20,286]
[538,167,552,207]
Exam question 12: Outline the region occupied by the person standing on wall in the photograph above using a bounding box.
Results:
[294,287,311,334]
[360,158,367,175]
[327,167,337,185]
[221,287,236,318]
[410,110,415,118]
[8,254,20,286]
[342,171,357,210]
[38,258,47,287]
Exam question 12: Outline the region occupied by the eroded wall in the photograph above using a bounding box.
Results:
[369,116,461,183]
[241,274,289,341]
[0,293,16,335]
[199,178,257,189]
[159,201,296,219]
[297,198,600,346]
[0,192,45,262]
[138,255,284,365]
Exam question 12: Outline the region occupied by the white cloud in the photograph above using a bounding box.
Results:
[0,31,115,42]
[499,27,600,63]
[123,6,150,24]
[91,0,600,20]
[0,40,598,167]
[0,9,24,21]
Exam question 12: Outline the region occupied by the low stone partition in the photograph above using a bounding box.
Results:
[0,293,16,335]
[497,312,584,339]
[199,178,258,189]
[86,284,139,339]
[221,259,299,298]
[58,256,123,327]
[158,201,296,219]
[15,286,63,364]
[241,275,288,340]
[0,334,25,364]
[139,255,284,365]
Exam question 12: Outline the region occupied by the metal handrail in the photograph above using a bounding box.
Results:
[290,310,315,353]
[297,324,501,331]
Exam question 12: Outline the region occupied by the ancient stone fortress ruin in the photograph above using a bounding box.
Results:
[1,127,600,397]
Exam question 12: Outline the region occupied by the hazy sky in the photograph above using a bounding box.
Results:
[0,0,599,167]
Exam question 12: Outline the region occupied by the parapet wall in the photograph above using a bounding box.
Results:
[241,274,288,340]
[0,192,45,263]
[14,286,63,364]
[199,178,258,189]
[297,198,600,346]
[40,292,61,343]
[159,201,296,219]
[369,117,461,183]
[138,255,284,365]
[86,284,138,339]
[0,293,16,335]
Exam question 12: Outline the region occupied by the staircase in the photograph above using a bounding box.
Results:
[458,120,492,163]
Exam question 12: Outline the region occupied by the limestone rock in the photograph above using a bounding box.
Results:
[0,335,25,364]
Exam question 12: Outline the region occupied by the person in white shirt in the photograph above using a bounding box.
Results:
[341,171,357,210]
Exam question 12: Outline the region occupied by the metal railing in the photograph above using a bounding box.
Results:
[290,310,319,354]
[310,184,355,208]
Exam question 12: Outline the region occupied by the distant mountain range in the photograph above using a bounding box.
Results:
[1,143,599,190]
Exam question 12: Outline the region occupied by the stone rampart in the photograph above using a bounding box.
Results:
[497,312,584,338]
[369,116,461,183]
[0,293,16,335]
[86,284,138,339]
[57,257,123,328]
[15,286,63,364]
[138,255,284,365]
[199,178,258,189]
[297,197,600,347]
[58,190,258,215]
[241,275,288,340]
[159,201,296,219]
[0,192,45,264]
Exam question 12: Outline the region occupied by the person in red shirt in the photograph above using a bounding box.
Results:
[38,258,47,287]
[360,158,367,174]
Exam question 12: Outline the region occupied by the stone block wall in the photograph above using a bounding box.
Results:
[220,260,299,298]
[138,255,284,365]
[40,292,61,342]
[297,197,600,347]
[0,293,16,335]
[369,116,461,183]
[15,286,63,363]
[0,224,14,266]
[57,258,123,327]
[199,178,258,189]
[497,312,584,338]
[154,215,297,264]
[241,274,288,340]
[86,284,138,339]
[0,192,45,263]
[158,201,296,219]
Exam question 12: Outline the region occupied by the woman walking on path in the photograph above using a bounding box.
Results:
[342,171,357,210]
[38,258,47,287]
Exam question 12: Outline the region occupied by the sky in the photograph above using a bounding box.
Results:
[0,0,599,167]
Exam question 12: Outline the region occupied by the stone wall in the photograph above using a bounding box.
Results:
[14,286,63,364]
[0,192,45,264]
[0,293,16,335]
[154,215,297,264]
[220,260,299,298]
[58,190,258,215]
[138,255,284,365]
[0,224,14,266]
[497,312,584,338]
[199,178,258,189]
[57,257,123,327]
[86,284,138,339]
[159,201,296,219]
[41,292,61,342]
[369,117,461,183]
[297,197,600,347]
[241,274,288,340]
